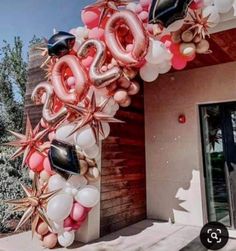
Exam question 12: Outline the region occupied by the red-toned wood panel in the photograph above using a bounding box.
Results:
[186,28,236,70]
[100,87,146,236]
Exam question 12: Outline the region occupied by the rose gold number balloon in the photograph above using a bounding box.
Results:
[78,39,122,88]
[51,55,89,104]
[31,82,67,124]
[105,10,148,67]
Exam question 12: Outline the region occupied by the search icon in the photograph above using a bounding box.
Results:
[211,232,218,240]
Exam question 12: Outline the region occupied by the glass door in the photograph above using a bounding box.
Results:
[200,103,235,228]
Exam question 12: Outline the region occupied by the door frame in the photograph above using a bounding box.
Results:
[198,100,236,233]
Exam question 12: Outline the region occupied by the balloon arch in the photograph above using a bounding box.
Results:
[4,0,233,248]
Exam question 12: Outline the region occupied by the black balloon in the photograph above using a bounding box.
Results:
[47,31,75,57]
[49,139,81,175]
[148,0,193,28]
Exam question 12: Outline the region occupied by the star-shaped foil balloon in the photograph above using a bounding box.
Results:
[5,174,59,237]
[149,0,193,27]
[66,92,123,143]
[84,0,133,26]
[4,115,48,167]
[185,10,212,39]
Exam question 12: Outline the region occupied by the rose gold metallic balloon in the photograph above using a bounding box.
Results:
[105,10,148,67]
[51,55,89,104]
[114,89,129,103]
[127,81,140,96]
[120,96,131,107]
[37,222,49,236]
[78,39,122,88]
[43,233,58,249]
[31,82,67,124]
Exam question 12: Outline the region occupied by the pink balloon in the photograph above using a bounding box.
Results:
[81,56,94,68]
[43,157,54,175]
[64,216,74,231]
[172,56,187,70]
[67,76,76,87]
[140,0,151,7]
[81,9,100,29]
[28,151,44,172]
[88,27,104,40]
[147,24,154,33]
[138,11,148,21]
[70,202,87,222]
[126,44,134,52]
[48,131,55,141]
[190,0,203,10]
[135,4,143,13]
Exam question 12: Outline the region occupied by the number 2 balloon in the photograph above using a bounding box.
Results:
[47,31,76,57]
[148,0,193,27]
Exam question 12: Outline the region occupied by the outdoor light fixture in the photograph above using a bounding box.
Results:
[178,114,186,124]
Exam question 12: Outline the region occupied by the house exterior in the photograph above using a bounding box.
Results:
[24,26,236,241]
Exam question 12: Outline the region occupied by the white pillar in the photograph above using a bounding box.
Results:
[75,145,101,243]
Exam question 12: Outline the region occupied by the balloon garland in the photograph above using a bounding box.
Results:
[5,0,234,249]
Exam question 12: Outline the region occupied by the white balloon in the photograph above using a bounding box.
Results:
[47,194,73,222]
[126,2,137,12]
[48,174,66,192]
[67,175,88,189]
[64,187,73,195]
[56,124,76,143]
[213,0,233,13]
[58,231,75,248]
[83,144,100,159]
[75,127,96,149]
[75,27,87,38]
[99,122,110,140]
[145,39,170,64]
[203,0,213,6]
[75,185,100,208]
[166,19,184,32]
[51,221,64,234]
[203,6,220,27]
[140,62,159,82]
[156,61,172,74]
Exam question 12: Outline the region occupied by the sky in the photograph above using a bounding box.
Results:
[0,0,94,58]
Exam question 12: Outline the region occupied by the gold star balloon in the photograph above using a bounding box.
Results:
[4,115,48,167]
[66,92,123,143]
[84,0,133,26]
[185,10,212,39]
[5,174,59,237]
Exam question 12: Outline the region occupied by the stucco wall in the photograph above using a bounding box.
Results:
[144,61,236,227]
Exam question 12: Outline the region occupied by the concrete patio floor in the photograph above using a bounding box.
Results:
[1,220,236,251]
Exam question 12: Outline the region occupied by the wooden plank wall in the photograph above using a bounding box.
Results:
[24,44,45,127]
[24,47,147,237]
[100,88,146,236]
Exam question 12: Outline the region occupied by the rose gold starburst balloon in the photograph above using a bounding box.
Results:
[5,174,59,237]
[4,115,48,167]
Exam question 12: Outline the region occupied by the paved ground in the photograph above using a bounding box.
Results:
[1,220,236,251]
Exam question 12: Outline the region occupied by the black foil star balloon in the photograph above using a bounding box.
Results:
[47,31,75,57]
[149,0,193,28]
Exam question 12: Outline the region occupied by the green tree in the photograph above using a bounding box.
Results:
[0,37,31,233]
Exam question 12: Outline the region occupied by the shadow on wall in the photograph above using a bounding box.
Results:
[173,170,203,225]
[148,167,203,226]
